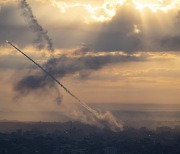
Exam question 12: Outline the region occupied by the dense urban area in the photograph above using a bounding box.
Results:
[0,121,180,154]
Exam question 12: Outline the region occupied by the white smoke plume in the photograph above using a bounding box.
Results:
[78,101,123,131]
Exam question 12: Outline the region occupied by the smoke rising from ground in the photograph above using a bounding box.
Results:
[19,0,54,51]
[77,102,123,131]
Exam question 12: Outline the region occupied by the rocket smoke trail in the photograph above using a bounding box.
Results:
[7,41,123,131]
[19,0,54,51]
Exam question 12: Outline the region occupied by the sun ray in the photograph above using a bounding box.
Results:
[52,0,180,23]
[132,0,179,12]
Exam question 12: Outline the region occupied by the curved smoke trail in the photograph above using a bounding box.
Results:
[19,0,54,51]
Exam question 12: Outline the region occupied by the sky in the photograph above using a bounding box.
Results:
[1,0,180,117]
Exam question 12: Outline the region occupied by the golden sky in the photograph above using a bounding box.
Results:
[0,0,180,113]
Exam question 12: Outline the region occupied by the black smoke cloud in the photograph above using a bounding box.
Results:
[14,51,145,95]
[19,0,54,51]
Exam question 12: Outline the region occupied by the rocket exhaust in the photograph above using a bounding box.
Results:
[7,41,123,131]
[7,41,81,103]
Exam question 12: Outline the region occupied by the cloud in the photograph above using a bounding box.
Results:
[1,0,180,52]
[49,3,180,52]
[14,50,145,95]
[91,6,143,52]
[159,11,180,51]
[0,54,31,70]
[161,35,180,51]
[0,1,35,47]
[52,0,179,22]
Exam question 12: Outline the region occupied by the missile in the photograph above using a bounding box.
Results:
[6,40,82,104]
[6,41,123,131]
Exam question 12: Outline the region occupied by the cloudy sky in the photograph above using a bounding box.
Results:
[1,0,180,118]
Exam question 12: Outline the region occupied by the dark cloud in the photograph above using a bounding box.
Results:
[14,52,145,94]
[0,2,34,46]
[160,11,180,51]
[49,5,180,52]
[161,35,180,51]
[1,1,180,52]
[91,6,143,52]
[50,5,144,52]
[0,1,144,52]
